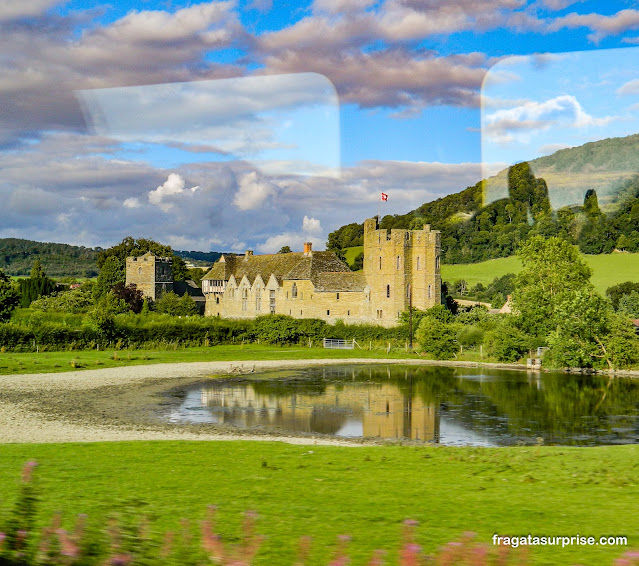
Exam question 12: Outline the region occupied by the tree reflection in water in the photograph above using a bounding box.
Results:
[168,366,639,446]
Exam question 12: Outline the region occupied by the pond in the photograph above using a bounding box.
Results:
[164,365,639,446]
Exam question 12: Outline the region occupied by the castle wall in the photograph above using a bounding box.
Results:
[203,218,441,327]
[363,219,441,326]
[125,254,173,300]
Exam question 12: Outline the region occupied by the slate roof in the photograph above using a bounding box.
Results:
[312,272,368,292]
[202,251,359,291]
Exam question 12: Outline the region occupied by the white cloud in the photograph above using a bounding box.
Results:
[484,94,618,143]
[548,9,639,43]
[257,232,325,253]
[148,173,199,211]
[617,79,639,96]
[123,198,142,208]
[302,215,322,233]
[538,143,571,155]
[233,171,277,211]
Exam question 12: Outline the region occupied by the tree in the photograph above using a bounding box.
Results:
[30,260,46,279]
[96,237,173,269]
[112,282,144,313]
[0,270,19,322]
[17,271,57,308]
[154,292,198,316]
[93,256,125,301]
[512,236,592,336]
[172,255,189,282]
[415,317,458,360]
[618,291,639,318]
[277,246,292,254]
[188,267,206,287]
[606,281,639,310]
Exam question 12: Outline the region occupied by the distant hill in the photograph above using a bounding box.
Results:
[174,250,225,265]
[0,238,99,277]
[485,134,639,210]
[329,132,639,266]
[0,239,228,278]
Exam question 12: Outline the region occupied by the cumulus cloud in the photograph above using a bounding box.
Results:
[148,173,200,211]
[233,171,278,210]
[484,95,618,144]
[302,215,322,233]
[123,198,142,208]
[262,48,488,109]
[0,1,244,147]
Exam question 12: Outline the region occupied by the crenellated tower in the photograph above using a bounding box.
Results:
[363,218,441,326]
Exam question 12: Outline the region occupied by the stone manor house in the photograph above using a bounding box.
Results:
[200,217,441,327]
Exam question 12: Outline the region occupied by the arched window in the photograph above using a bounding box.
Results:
[386,285,390,298]
[416,256,421,270]
[428,284,432,299]
[396,256,400,270]
[138,267,142,275]
[379,257,382,269]
[292,283,298,298]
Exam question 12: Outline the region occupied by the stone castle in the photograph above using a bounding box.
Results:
[200,217,441,327]
[125,253,173,300]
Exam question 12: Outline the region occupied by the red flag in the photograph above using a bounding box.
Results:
[381,192,388,201]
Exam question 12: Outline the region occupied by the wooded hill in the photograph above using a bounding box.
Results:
[327,133,639,265]
[0,238,226,278]
[0,239,99,277]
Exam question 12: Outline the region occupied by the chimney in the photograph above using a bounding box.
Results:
[245,250,253,260]
[303,242,312,255]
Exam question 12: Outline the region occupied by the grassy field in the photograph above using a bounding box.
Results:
[0,344,420,375]
[440,252,639,295]
[344,246,364,269]
[0,442,636,565]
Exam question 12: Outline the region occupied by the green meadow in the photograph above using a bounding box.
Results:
[0,442,636,565]
[343,247,639,296]
[440,252,639,296]
[0,344,419,375]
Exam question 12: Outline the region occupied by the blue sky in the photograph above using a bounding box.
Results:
[3,0,639,252]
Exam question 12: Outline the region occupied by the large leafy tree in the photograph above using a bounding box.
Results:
[96,237,173,269]
[93,256,125,301]
[513,236,592,336]
[0,270,19,322]
[96,237,188,282]
[513,236,639,369]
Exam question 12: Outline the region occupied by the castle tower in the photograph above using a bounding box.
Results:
[363,218,441,326]
[125,252,174,300]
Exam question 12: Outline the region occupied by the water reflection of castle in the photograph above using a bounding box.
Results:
[200,382,440,441]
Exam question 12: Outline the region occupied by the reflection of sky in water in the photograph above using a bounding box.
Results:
[438,417,498,447]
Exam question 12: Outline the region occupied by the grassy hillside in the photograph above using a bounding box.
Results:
[440,252,639,296]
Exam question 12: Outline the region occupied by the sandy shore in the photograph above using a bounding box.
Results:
[0,358,456,445]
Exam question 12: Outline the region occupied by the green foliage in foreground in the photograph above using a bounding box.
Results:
[0,442,636,565]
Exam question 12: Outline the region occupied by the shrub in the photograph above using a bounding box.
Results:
[154,292,199,317]
[416,318,458,360]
